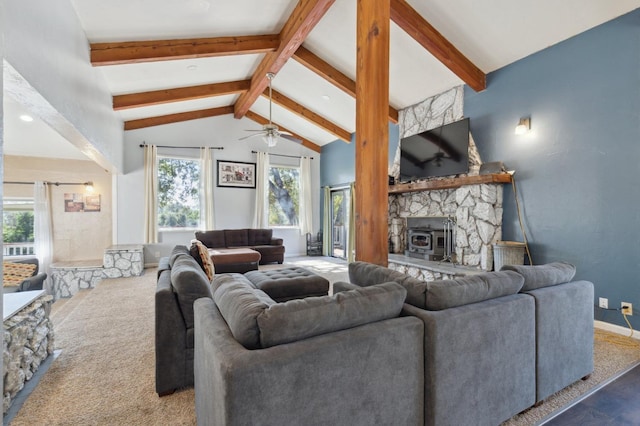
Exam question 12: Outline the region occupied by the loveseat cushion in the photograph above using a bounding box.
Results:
[170,253,214,329]
[248,228,272,245]
[3,261,37,287]
[501,262,576,291]
[195,230,226,248]
[424,271,524,310]
[257,282,406,348]
[213,278,275,349]
[348,261,426,308]
[224,229,249,247]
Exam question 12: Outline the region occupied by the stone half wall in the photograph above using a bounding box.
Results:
[3,294,55,413]
[389,184,503,270]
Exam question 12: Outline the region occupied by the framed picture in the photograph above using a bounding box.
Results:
[217,160,256,188]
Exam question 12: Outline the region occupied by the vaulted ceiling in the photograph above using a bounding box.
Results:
[6,0,640,158]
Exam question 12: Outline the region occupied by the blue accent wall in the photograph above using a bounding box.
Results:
[465,10,640,329]
[321,122,400,187]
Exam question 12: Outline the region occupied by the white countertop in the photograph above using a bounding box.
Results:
[4,290,46,321]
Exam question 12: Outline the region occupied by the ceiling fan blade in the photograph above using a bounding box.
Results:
[280,133,302,143]
[239,132,265,141]
[243,129,265,132]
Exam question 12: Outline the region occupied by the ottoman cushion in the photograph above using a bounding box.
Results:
[244,267,329,302]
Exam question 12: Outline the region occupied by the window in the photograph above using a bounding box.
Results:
[157,156,201,230]
[3,198,35,256]
[268,165,300,227]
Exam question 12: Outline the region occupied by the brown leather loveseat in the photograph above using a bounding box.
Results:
[195,228,285,265]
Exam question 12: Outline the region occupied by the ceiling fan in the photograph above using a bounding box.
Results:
[239,72,301,147]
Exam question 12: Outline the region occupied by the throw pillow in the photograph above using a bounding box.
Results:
[3,262,37,287]
[190,239,215,282]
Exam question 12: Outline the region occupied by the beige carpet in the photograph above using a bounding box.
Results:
[9,259,640,425]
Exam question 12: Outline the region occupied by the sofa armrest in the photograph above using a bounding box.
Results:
[270,238,283,246]
[195,298,424,426]
[19,273,47,292]
[332,281,360,293]
[155,270,190,395]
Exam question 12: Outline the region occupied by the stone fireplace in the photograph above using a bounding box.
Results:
[388,86,505,272]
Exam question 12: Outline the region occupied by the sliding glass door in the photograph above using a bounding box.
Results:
[330,188,351,259]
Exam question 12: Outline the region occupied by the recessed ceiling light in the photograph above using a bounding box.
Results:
[187,64,198,71]
[19,114,34,122]
[321,95,330,101]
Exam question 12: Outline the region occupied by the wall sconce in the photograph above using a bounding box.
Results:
[515,118,531,135]
[84,182,94,192]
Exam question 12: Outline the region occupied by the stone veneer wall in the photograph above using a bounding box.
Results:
[388,86,503,270]
[3,295,55,413]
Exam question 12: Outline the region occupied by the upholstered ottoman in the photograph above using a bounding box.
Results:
[244,267,329,302]
[208,248,261,274]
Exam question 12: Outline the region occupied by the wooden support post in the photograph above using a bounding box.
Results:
[355,0,390,266]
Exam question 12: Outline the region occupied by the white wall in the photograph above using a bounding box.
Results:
[3,0,122,172]
[117,114,321,258]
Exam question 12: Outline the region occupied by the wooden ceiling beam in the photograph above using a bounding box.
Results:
[113,79,250,110]
[293,45,398,123]
[233,0,336,119]
[90,35,280,66]
[245,111,322,153]
[390,0,486,92]
[264,89,351,142]
[124,106,235,130]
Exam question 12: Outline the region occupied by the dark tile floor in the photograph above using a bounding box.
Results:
[543,363,640,425]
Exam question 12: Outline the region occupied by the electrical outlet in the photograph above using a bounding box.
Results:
[599,297,608,309]
[621,302,633,316]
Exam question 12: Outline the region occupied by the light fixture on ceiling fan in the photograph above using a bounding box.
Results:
[239,72,301,147]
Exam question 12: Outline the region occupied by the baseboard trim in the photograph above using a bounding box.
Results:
[594,320,640,340]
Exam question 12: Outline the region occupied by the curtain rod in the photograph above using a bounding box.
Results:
[4,181,93,186]
[251,151,314,160]
[139,143,224,150]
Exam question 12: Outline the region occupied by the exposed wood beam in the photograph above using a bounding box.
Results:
[292,45,398,123]
[234,0,336,118]
[390,0,486,92]
[245,111,322,153]
[90,35,280,66]
[113,80,250,110]
[124,106,234,130]
[265,89,351,142]
[355,0,390,265]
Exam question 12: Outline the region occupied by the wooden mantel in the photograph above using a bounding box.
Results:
[388,173,512,194]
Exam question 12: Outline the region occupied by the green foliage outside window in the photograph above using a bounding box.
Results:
[269,166,300,226]
[3,211,35,243]
[158,157,201,228]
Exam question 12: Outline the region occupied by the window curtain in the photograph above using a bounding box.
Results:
[34,181,53,294]
[322,186,331,256]
[143,144,158,243]
[347,182,356,263]
[253,152,270,228]
[298,156,313,235]
[199,147,215,230]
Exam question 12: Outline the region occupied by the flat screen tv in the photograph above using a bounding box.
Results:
[399,118,469,181]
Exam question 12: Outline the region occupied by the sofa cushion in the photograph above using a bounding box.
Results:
[169,245,190,268]
[224,229,249,247]
[424,271,524,311]
[170,253,214,329]
[348,261,426,308]
[257,282,406,348]
[501,262,576,291]
[195,230,226,248]
[190,240,215,282]
[213,278,275,349]
[248,228,273,245]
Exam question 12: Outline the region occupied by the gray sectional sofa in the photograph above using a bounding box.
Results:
[195,228,285,264]
[336,261,594,426]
